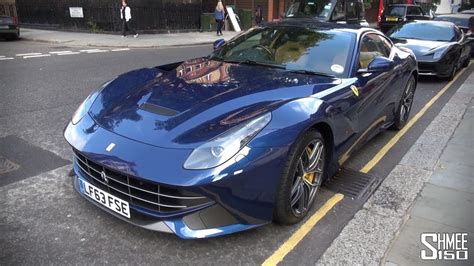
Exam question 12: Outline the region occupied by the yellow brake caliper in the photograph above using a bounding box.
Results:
[304,147,315,184]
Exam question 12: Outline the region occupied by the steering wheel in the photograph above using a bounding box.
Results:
[252,44,274,59]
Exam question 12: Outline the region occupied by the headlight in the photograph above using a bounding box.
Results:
[433,50,445,60]
[71,80,112,124]
[184,112,272,170]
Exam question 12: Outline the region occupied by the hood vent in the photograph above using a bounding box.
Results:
[140,102,179,116]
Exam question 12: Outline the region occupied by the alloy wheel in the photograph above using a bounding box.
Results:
[399,78,415,124]
[290,139,325,217]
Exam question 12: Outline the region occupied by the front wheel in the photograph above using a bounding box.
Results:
[462,55,469,68]
[273,130,326,224]
[391,75,416,130]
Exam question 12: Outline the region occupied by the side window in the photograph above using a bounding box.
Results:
[358,34,389,69]
[377,35,392,57]
[407,6,422,16]
[332,0,345,21]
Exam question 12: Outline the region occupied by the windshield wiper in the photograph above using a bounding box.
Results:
[224,59,285,69]
[208,55,223,61]
[285,69,336,78]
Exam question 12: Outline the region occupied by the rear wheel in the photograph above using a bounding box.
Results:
[273,130,326,224]
[391,75,416,130]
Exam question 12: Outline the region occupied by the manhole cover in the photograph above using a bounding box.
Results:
[0,156,20,174]
[325,168,381,201]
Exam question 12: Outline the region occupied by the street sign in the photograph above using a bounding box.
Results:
[69,7,84,18]
[226,7,241,32]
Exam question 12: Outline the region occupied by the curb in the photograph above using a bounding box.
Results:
[317,66,474,265]
[19,37,216,49]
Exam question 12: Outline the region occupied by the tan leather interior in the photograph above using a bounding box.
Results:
[274,41,306,64]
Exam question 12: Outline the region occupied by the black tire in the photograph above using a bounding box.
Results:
[462,56,469,68]
[447,62,458,81]
[273,129,326,224]
[391,75,416,130]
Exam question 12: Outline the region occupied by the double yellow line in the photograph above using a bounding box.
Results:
[262,64,471,266]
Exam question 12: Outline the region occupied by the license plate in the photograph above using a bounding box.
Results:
[0,25,9,29]
[386,17,398,22]
[79,178,131,218]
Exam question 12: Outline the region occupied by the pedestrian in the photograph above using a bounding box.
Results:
[214,0,225,36]
[120,0,138,38]
[255,5,263,25]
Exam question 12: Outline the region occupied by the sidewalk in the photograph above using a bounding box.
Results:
[318,69,474,265]
[19,28,240,48]
[384,78,474,265]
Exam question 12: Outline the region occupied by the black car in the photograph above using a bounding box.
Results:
[379,4,430,33]
[0,15,19,40]
[388,20,471,80]
[284,0,369,26]
[434,13,474,56]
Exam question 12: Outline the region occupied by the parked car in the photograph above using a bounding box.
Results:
[460,8,474,14]
[379,4,430,33]
[434,13,474,56]
[64,20,418,239]
[0,14,19,40]
[388,20,471,80]
[284,0,369,26]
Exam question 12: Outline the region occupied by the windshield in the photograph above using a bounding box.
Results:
[385,6,406,17]
[388,22,455,42]
[285,0,334,19]
[210,26,355,77]
[434,16,471,27]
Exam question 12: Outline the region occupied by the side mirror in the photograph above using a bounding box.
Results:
[360,56,394,73]
[368,56,394,72]
[213,39,225,50]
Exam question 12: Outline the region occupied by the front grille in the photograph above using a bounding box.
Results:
[418,62,435,73]
[73,150,212,213]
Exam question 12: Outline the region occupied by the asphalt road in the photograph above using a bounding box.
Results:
[0,39,472,264]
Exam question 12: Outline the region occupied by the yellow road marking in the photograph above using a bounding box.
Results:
[261,193,344,266]
[360,64,471,173]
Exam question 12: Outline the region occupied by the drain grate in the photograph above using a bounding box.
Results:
[0,156,20,174]
[325,168,381,201]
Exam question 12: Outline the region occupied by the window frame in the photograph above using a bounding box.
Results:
[356,32,393,71]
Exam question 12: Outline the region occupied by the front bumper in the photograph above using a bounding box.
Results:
[65,114,290,238]
[0,24,18,34]
[417,58,454,77]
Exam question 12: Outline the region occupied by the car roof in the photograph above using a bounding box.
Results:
[435,13,473,18]
[265,19,369,34]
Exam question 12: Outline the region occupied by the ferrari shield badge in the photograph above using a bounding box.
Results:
[350,85,360,97]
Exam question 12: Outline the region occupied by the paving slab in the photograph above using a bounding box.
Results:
[317,209,402,265]
[385,216,474,266]
[364,165,432,217]
[431,162,474,194]
[410,184,474,232]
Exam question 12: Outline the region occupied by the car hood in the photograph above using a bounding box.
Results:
[395,39,451,57]
[89,58,340,149]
